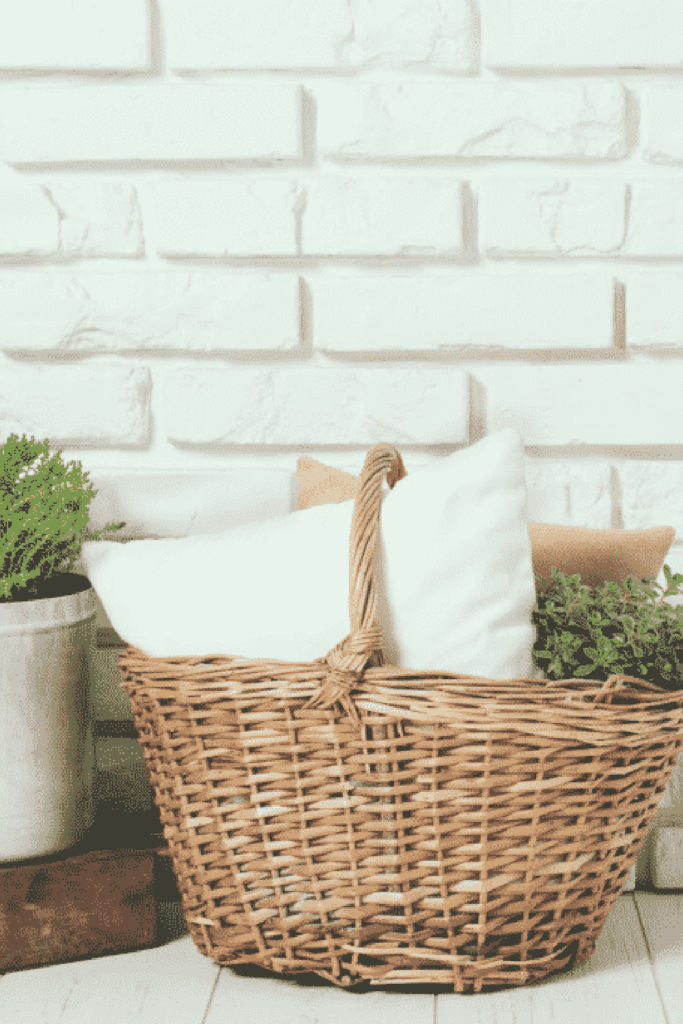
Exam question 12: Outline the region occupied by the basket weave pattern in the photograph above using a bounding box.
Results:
[119,444,683,993]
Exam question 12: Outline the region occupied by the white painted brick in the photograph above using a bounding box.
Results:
[0,0,149,70]
[0,362,150,446]
[155,180,298,257]
[316,81,627,159]
[638,751,683,883]
[302,178,463,256]
[524,460,612,528]
[652,828,683,889]
[85,469,293,539]
[158,176,464,258]
[0,185,142,257]
[626,272,683,349]
[0,271,300,353]
[624,182,683,256]
[619,461,683,535]
[653,546,683,609]
[165,0,351,70]
[310,273,614,351]
[656,752,683,816]
[642,86,683,163]
[0,187,57,255]
[0,84,302,164]
[163,367,469,446]
[483,363,683,445]
[165,0,473,71]
[660,546,683,581]
[483,0,683,69]
[621,864,636,893]
[48,184,143,256]
[341,0,474,72]
[478,181,626,257]
[654,760,683,815]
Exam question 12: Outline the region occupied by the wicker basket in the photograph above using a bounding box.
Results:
[119,443,683,993]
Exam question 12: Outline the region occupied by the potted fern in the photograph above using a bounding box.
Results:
[0,433,124,861]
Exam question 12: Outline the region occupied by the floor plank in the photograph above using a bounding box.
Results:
[435,896,666,1024]
[0,934,218,1024]
[205,965,436,1024]
[1,894,674,1024]
[634,890,683,1024]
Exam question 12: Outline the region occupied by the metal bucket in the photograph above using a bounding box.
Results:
[0,574,96,861]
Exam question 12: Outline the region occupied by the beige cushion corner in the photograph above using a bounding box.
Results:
[529,523,675,588]
[296,456,357,510]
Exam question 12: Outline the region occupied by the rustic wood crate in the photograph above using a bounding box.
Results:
[0,811,163,971]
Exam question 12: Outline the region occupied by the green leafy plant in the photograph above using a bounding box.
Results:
[532,565,683,690]
[0,433,125,602]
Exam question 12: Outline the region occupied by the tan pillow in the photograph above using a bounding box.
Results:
[296,457,358,510]
[296,456,675,588]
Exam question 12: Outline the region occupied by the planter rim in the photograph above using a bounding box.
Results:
[0,573,96,633]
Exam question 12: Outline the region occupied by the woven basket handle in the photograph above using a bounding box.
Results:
[349,442,407,634]
[306,443,406,723]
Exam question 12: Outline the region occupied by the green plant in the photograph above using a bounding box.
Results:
[0,433,125,602]
[532,565,683,690]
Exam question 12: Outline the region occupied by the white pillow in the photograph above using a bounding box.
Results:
[81,428,536,678]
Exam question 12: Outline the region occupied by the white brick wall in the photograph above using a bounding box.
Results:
[3,0,683,883]
[626,272,683,348]
[482,0,683,69]
[0,363,150,445]
[164,0,352,71]
[0,184,142,256]
[627,183,683,256]
[302,178,464,255]
[312,272,614,350]
[0,0,149,71]
[155,180,300,256]
[0,271,300,352]
[479,181,627,257]
[641,86,683,163]
[163,0,474,72]
[163,366,470,446]
[0,84,302,163]
[316,81,627,159]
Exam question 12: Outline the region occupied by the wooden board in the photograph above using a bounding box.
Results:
[0,935,218,1024]
[0,809,172,971]
[205,962,435,1024]
[435,896,666,1024]
[1,892,675,1024]
[0,846,156,971]
[634,891,683,1024]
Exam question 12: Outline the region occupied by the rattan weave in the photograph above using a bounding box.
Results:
[119,443,683,993]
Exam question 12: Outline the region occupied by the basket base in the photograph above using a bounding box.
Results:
[184,922,597,994]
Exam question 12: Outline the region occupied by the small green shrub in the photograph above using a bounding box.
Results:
[0,432,125,602]
[532,565,683,690]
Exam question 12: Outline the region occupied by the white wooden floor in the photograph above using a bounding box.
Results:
[2,893,683,1024]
